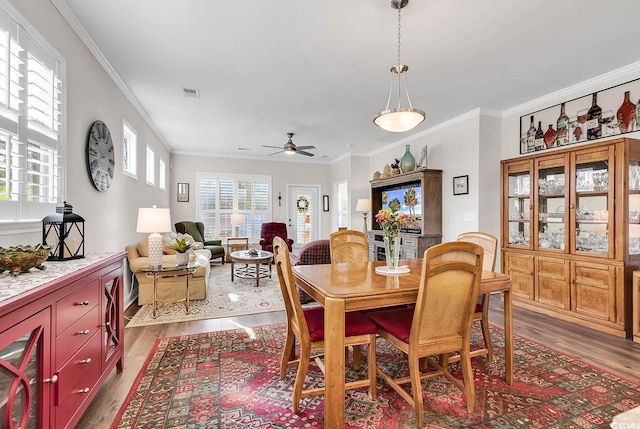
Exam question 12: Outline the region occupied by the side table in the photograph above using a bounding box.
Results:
[139,263,200,317]
[226,237,249,262]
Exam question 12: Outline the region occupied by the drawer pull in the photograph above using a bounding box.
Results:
[43,375,59,384]
[78,330,90,335]
[79,358,92,364]
[78,301,90,306]
[77,388,90,394]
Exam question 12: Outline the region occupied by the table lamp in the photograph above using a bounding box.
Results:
[355,198,371,233]
[136,206,172,269]
[231,213,244,237]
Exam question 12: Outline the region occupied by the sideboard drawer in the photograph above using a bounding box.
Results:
[55,331,102,428]
[56,305,100,366]
[56,279,100,335]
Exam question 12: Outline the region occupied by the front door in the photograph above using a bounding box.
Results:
[288,185,320,249]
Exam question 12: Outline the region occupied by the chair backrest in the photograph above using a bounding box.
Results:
[329,230,369,264]
[456,232,497,272]
[261,222,289,242]
[411,241,484,346]
[273,236,310,343]
[175,221,205,243]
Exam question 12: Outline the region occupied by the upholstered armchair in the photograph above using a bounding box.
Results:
[259,222,293,252]
[175,221,225,264]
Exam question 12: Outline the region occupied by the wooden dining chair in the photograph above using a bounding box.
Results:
[367,241,484,428]
[456,231,498,362]
[329,229,369,264]
[272,236,378,412]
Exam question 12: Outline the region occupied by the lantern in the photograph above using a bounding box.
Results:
[42,201,85,260]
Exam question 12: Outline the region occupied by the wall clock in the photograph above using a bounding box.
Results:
[86,120,114,192]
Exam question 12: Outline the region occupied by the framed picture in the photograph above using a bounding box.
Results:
[453,175,469,195]
[322,195,330,212]
[177,182,189,202]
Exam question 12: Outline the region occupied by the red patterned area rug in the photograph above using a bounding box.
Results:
[112,324,640,428]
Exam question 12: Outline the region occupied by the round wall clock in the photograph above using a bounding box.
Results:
[86,120,114,192]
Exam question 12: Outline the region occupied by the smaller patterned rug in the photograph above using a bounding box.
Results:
[126,264,286,327]
[112,324,640,428]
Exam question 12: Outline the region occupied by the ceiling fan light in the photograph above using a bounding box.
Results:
[284,147,296,155]
[374,108,425,133]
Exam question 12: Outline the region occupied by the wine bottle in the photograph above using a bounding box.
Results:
[556,103,569,146]
[544,125,557,148]
[617,91,636,133]
[535,121,544,151]
[586,93,602,140]
[526,115,536,152]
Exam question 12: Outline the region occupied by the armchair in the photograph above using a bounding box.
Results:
[175,221,225,264]
[259,222,293,252]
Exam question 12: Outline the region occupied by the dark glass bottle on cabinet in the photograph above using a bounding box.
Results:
[617,91,636,133]
[556,103,569,145]
[535,121,544,151]
[526,115,536,152]
[586,93,602,140]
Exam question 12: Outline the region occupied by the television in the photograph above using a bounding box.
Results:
[381,184,422,233]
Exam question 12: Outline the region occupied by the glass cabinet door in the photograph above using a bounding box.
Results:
[507,170,531,247]
[629,161,640,255]
[537,161,567,251]
[573,151,613,257]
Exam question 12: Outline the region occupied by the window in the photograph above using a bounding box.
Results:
[145,145,155,186]
[196,172,271,241]
[336,181,349,228]
[0,1,65,224]
[122,120,137,178]
[158,158,166,190]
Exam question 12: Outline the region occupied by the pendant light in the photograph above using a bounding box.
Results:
[373,0,425,133]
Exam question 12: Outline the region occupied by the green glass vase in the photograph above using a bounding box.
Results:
[400,145,415,173]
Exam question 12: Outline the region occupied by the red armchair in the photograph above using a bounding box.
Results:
[259,222,293,252]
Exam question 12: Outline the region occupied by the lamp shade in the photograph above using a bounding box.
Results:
[136,207,172,233]
[374,108,425,133]
[230,213,245,225]
[356,199,372,213]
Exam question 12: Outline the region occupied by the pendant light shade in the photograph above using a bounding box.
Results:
[374,0,425,133]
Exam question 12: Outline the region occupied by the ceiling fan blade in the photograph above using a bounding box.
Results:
[268,150,284,156]
[296,145,316,150]
[262,145,283,149]
[297,150,315,157]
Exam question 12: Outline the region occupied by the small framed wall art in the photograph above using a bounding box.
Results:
[453,175,469,196]
[177,183,189,202]
[322,195,330,212]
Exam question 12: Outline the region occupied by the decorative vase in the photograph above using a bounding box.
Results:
[617,90,636,133]
[176,252,189,266]
[400,145,416,173]
[383,236,400,270]
[543,125,557,148]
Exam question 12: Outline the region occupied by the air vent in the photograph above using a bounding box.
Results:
[182,87,200,98]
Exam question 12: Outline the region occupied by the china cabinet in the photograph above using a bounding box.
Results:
[501,138,640,337]
[0,253,125,429]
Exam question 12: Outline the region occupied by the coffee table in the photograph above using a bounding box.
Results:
[230,250,273,287]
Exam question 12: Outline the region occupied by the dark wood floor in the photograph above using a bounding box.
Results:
[78,298,640,428]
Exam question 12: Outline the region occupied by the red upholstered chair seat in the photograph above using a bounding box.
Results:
[366,308,414,344]
[303,307,377,342]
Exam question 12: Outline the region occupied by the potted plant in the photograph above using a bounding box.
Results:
[171,237,195,266]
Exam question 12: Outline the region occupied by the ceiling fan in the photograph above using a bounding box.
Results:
[262,133,315,157]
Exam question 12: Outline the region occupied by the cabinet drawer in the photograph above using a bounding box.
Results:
[536,257,570,309]
[56,279,100,335]
[55,331,102,428]
[573,263,615,320]
[401,236,417,247]
[56,305,100,366]
[505,253,533,273]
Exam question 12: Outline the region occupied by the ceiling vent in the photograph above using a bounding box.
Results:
[182,87,200,98]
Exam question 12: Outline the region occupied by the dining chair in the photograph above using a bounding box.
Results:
[272,236,378,412]
[329,229,369,264]
[456,231,498,362]
[367,241,484,428]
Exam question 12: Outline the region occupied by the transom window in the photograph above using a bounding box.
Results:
[196,172,271,241]
[145,145,155,186]
[158,158,166,190]
[122,120,137,178]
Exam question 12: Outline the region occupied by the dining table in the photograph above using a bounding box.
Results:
[292,258,512,429]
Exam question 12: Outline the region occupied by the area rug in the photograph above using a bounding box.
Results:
[112,324,640,428]
[126,264,285,327]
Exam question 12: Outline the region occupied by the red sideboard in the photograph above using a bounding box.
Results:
[0,252,125,429]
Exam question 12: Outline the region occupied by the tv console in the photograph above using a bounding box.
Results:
[368,168,443,259]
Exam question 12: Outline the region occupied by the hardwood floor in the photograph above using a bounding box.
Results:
[78,298,640,428]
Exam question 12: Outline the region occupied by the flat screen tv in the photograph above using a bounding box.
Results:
[381,185,422,233]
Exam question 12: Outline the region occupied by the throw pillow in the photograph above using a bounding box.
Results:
[137,238,150,257]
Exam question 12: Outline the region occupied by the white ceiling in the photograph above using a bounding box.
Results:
[55,0,640,163]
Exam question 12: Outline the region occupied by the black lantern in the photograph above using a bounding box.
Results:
[42,201,85,260]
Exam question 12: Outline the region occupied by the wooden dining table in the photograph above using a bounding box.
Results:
[292,258,512,429]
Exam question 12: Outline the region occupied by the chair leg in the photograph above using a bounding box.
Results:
[280,330,295,379]
[293,346,311,413]
[481,295,493,362]
[367,336,377,400]
[352,345,362,370]
[460,346,475,412]
[408,354,425,428]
